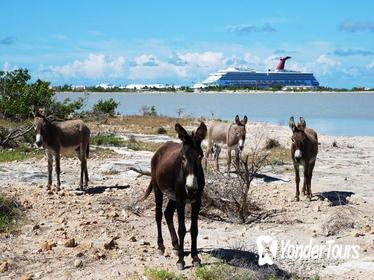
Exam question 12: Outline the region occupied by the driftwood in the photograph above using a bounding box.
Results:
[0,125,33,147]
[128,167,151,177]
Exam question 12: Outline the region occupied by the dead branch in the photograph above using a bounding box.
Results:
[128,167,151,177]
[1,125,33,147]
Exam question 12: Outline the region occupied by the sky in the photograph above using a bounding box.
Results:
[1,0,374,88]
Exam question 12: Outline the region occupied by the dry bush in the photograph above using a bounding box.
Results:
[264,138,281,150]
[321,206,359,236]
[203,137,270,223]
[156,127,167,134]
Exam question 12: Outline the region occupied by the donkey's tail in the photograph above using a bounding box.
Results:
[86,143,90,158]
[142,182,153,201]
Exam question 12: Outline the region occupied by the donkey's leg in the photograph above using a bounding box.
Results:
[294,163,300,201]
[303,163,310,201]
[227,147,232,175]
[55,154,61,190]
[204,143,212,171]
[176,202,186,270]
[215,145,221,171]
[307,161,315,200]
[190,199,201,267]
[164,199,178,255]
[234,147,240,168]
[46,151,53,189]
[155,187,165,255]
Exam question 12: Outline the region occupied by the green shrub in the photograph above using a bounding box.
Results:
[92,98,119,116]
[144,267,184,280]
[91,135,124,146]
[0,195,20,233]
[48,97,84,119]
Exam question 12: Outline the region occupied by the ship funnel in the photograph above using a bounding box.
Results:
[276,56,291,70]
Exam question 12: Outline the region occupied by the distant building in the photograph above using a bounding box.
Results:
[95,83,115,89]
[71,85,86,90]
[125,84,179,90]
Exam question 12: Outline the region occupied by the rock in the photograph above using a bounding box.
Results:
[104,237,119,250]
[0,261,9,273]
[32,224,40,231]
[64,238,77,248]
[107,211,119,218]
[74,259,83,268]
[20,275,33,280]
[140,240,150,246]
[364,224,372,233]
[57,217,66,224]
[353,232,361,238]
[94,251,106,260]
[40,241,55,251]
[79,241,93,249]
[129,236,137,242]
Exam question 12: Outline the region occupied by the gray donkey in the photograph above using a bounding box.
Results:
[289,116,318,201]
[32,106,90,190]
[204,115,247,172]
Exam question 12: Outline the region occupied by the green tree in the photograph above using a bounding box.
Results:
[0,69,54,120]
[92,98,119,116]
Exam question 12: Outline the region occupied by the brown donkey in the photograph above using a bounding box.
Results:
[204,115,247,172]
[289,116,318,201]
[32,107,90,190]
[143,122,207,270]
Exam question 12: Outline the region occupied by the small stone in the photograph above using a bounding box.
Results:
[79,241,93,249]
[140,240,150,246]
[364,224,371,233]
[20,275,33,280]
[129,236,137,242]
[107,211,119,218]
[0,261,9,273]
[94,251,106,260]
[104,237,118,250]
[353,232,361,238]
[57,217,66,224]
[32,224,40,231]
[40,241,54,251]
[74,259,83,268]
[64,238,77,248]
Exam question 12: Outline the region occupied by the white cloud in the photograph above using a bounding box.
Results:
[314,55,340,75]
[55,34,67,40]
[47,54,125,78]
[178,52,224,67]
[367,60,374,69]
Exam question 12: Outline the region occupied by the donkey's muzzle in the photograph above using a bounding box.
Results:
[35,141,43,147]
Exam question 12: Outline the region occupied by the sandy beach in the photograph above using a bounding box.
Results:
[0,120,373,279]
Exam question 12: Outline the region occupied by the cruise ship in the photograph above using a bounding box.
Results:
[193,56,319,89]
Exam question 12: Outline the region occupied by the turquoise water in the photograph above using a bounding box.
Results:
[56,92,374,137]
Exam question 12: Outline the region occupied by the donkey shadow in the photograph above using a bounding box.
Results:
[83,184,130,195]
[316,191,354,206]
[203,248,290,278]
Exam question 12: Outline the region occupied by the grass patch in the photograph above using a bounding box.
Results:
[266,146,291,166]
[123,140,161,152]
[144,267,184,280]
[0,144,43,162]
[0,195,20,233]
[91,134,124,146]
[86,115,197,137]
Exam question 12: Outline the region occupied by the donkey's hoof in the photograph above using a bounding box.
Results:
[295,196,300,202]
[157,247,165,255]
[172,249,179,257]
[192,257,201,267]
[176,261,185,271]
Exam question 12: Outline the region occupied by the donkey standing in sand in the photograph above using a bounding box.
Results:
[143,122,207,270]
[289,116,318,201]
[32,106,90,190]
[204,115,247,172]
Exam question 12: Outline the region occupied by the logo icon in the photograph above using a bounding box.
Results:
[256,235,277,266]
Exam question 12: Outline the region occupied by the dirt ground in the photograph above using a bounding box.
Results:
[0,120,374,279]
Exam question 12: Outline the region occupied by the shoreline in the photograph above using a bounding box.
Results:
[56,90,374,95]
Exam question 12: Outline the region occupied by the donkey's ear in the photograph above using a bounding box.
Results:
[242,115,248,125]
[194,122,207,143]
[175,123,190,143]
[289,116,296,131]
[299,117,306,130]
[32,105,38,117]
[235,115,240,124]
